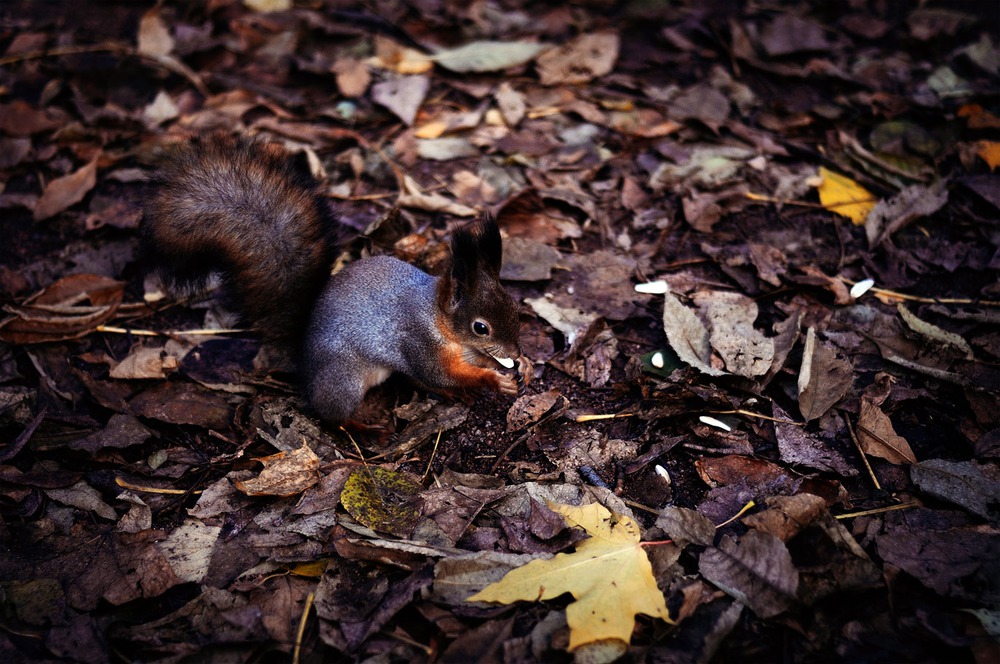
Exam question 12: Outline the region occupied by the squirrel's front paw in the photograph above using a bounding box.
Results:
[496,370,519,396]
[515,355,532,389]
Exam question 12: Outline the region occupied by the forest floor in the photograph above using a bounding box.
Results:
[1,1,999,662]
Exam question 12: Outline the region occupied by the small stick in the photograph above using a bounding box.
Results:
[843,413,881,491]
[292,592,315,664]
[834,502,919,520]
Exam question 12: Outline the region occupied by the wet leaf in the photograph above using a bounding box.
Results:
[699,529,799,618]
[911,459,1000,521]
[340,466,421,537]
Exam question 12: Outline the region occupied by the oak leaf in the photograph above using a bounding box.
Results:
[468,502,672,651]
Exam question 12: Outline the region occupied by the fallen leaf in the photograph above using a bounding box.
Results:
[760,15,831,56]
[506,389,566,433]
[525,297,597,347]
[662,286,725,377]
[495,82,526,126]
[797,327,853,421]
[816,167,877,225]
[743,494,827,542]
[865,182,948,246]
[234,443,321,497]
[0,274,124,344]
[371,75,430,126]
[856,374,917,465]
[154,519,221,584]
[432,41,549,73]
[137,7,174,57]
[773,403,857,475]
[109,345,178,379]
[536,31,620,86]
[910,459,1000,521]
[468,501,672,650]
[129,382,233,429]
[975,141,1000,170]
[398,174,476,216]
[897,304,974,359]
[877,519,1000,605]
[34,158,99,221]
[699,529,799,618]
[655,506,716,547]
[243,0,291,11]
[693,291,774,378]
[340,466,421,537]
[500,237,562,281]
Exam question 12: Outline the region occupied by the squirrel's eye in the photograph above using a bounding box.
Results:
[472,320,490,337]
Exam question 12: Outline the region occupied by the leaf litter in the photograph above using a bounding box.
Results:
[1,1,1000,662]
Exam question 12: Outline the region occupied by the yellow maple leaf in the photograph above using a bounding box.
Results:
[467,502,672,651]
[816,167,877,224]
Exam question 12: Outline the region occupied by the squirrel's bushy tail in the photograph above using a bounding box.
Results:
[142,133,337,348]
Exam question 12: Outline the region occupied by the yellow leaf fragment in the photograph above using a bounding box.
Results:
[414,121,448,139]
[975,140,1000,171]
[243,0,291,12]
[468,501,672,651]
[816,167,877,224]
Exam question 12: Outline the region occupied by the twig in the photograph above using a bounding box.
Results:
[834,502,919,520]
[115,476,201,495]
[575,412,635,422]
[422,429,443,483]
[710,409,804,426]
[96,325,246,337]
[292,591,315,664]
[838,276,1000,307]
[716,500,756,528]
[843,412,881,490]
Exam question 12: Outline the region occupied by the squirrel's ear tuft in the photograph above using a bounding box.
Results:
[451,215,502,278]
[446,215,504,308]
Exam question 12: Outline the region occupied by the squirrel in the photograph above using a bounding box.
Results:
[141,132,527,422]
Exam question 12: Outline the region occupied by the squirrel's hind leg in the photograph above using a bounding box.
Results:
[306,356,392,423]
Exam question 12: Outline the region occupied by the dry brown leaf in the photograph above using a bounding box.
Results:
[743,494,827,542]
[137,7,174,57]
[693,291,774,378]
[856,373,917,464]
[0,274,123,344]
[536,31,620,86]
[331,57,371,98]
[371,75,430,126]
[506,389,566,433]
[699,529,799,618]
[34,158,99,221]
[797,327,853,421]
[235,443,322,497]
